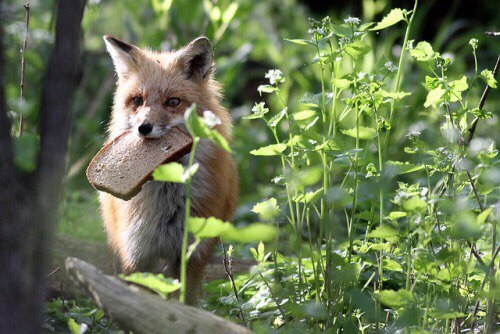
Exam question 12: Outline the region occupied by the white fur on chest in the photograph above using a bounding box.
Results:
[118,140,214,271]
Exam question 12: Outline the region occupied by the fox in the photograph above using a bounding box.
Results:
[99,35,238,305]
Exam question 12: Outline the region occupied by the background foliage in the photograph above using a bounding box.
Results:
[3,0,499,332]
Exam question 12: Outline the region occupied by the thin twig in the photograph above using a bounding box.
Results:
[468,245,500,331]
[221,243,247,327]
[467,54,500,145]
[466,171,485,212]
[19,3,30,137]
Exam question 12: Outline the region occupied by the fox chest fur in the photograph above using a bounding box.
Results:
[98,35,238,303]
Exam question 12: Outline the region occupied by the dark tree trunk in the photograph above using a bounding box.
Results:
[0,0,86,332]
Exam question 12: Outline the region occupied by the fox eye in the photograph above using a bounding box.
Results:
[132,96,143,106]
[166,97,180,107]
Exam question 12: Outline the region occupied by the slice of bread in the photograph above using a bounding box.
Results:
[87,127,193,200]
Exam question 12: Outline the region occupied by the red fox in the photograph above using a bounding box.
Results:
[100,35,238,304]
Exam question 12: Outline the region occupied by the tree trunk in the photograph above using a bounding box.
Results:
[0,1,86,332]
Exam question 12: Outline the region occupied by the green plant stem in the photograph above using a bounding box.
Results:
[179,137,199,303]
[383,0,418,151]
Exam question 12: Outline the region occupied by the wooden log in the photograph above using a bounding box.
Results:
[49,234,256,297]
[65,257,252,334]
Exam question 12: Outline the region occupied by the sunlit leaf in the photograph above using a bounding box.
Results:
[269,108,287,127]
[367,224,399,240]
[222,3,238,23]
[251,198,281,220]
[257,84,278,95]
[250,143,287,156]
[371,8,407,31]
[410,41,436,62]
[293,109,316,121]
[188,217,233,238]
[284,38,314,46]
[424,87,445,107]
[376,289,414,309]
[153,162,185,183]
[480,69,497,88]
[341,126,377,140]
[293,188,323,203]
[387,211,407,220]
[223,223,276,243]
[184,104,230,152]
[344,40,371,59]
[477,207,492,224]
[402,196,427,211]
[386,160,425,174]
[122,273,181,299]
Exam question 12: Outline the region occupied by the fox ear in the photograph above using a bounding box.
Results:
[180,37,214,81]
[103,35,139,78]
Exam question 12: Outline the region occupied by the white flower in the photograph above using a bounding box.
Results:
[385,61,397,72]
[265,69,285,85]
[344,16,361,26]
[202,110,221,128]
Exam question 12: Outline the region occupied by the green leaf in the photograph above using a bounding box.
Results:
[424,87,445,107]
[449,75,468,92]
[344,40,371,59]
[376,289,414,309]
[67,318,80,334]
[122,273,181,299]
[480,69,498,88]
[153,162,185,183]
[477,207,493,224]
[268,108,287,127]
[298,167,323,186]
[257,84,278,95]
[371,8,406,31]
[402,196,427,211]
[378,89,411,99]
[332,78,351,89]
[188,216,276,243]
[386,160,425,175]
[284,38,314,46]
[222,3,238,23]
[184,104,231,152]
[252,198,281,220]
[341,126,377,140]
[222,223,276,243]
[250,143,287,156]
[293,109,317,121]
[152,0,173,13]
[367,224,399,240]
[383,258,404,272]
[387,211,407,220]
[410,41,436,62]
[293,188,323,203]
[188,217,232,238]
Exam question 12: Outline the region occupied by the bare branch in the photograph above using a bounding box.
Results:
[18,3,30,136]
[467,54,500,145]
[0,0,15,180]
[222,243,247,327]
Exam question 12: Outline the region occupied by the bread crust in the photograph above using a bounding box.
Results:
[87,127,192,200]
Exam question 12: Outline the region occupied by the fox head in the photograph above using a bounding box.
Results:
[104,35,230,140]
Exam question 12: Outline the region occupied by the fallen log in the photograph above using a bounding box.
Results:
[49,234,256,297]
[65,257,252,334]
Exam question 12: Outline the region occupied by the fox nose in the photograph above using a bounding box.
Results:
[138,123,153,135]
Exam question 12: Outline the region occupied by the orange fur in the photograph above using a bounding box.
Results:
[99,36,238,304]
